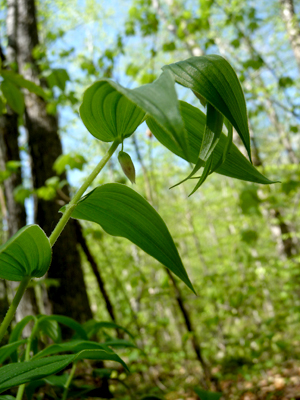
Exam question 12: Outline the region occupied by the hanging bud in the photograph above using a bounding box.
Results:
[118,151,136,184]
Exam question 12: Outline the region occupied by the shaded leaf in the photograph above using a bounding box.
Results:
[194,387,222,400]
[65,184,194,292]
[147,101,274,185]
[0,225,52,281]
[38,315,88,340]
[0,340,27,365]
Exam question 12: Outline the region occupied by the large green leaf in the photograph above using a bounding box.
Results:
[80,71,189,159]
[163,55,252,161]
[194,388,222,400]
[1,79,25,115]
[0,349,128,393]
[0,225,52,281]
[66,184,194,292]
[147,101,274,185]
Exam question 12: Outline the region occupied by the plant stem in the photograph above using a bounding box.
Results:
[49,139,120,247]
[16,317,39,400]
[0,139,120,343]
[0,276,31,343]
[62,362,77,400]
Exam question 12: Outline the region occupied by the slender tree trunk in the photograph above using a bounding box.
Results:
[280,0,300,73]
[14,0,92,324]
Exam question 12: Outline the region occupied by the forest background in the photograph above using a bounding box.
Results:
[1,0,300,399]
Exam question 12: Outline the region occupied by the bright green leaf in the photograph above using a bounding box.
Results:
[0,225,52,281]
[46,68,70,91]
[65,184,194,292]
[1,80,25,115]
[163,55,252,161]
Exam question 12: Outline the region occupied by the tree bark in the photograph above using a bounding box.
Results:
[280,0,300,73]
[14,0,92,324]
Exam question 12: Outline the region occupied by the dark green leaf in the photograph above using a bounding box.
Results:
[84,320,134,339]
[38,315,88,340]
[0,349,128,393]
[66,184,194,292]
[38,319,61,343]
[163,55,252,161]
[1,80,25,115]
[147,101,274,185]
[194,387,222,400]
[0,225,52,281]
[199,103,223,162]
[0,340,27,365]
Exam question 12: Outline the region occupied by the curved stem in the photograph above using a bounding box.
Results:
[49,139,120,246]
[0,276,31,343]
[62,362,77,400]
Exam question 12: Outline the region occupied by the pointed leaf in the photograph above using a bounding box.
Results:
[189,153,214,195]
[163,55,252,161]
[147,101,274,185]
[0,225,52,281]
[65,184,194,292]
[1,79,24,115]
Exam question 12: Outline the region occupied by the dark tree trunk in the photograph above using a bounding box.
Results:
[14,0,92,324]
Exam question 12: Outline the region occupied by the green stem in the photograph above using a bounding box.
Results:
[49,139,120,247]
[0,139,120,344]
[16,317,39,400]
[62,362,77,400]
[0,276,31,343]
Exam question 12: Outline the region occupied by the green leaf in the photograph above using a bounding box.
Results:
[0,396,16,400]
[199,103,224,162]
[194,387,222,400]
[38,319,61,343]
[1,70,47,99]
[46,68,70,91]
[1,79,25,115]
[53,153,87,174]
[84,320,134,339]
[0,225,52,281]
[0,340,27,365]
[66,184,194,292]
[0,349,128,393]
[80,71,189,161]
[163,55,252,161]
[38,315,88,340]
[80,81,145,142]
[147,101,274,185]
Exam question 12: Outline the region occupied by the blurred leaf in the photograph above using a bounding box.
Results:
[1,80,25,115]
[53,153,87,174]
[46,68,70,91]
[194,387,222,400]
[1,70,47,99]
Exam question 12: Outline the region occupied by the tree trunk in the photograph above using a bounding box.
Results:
[280,0,300,73]
[14,0,92,324]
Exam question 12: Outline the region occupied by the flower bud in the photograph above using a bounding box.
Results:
[118,151,136,184]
